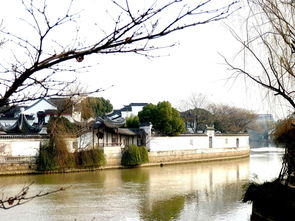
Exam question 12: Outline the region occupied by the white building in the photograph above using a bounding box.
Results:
[0,98,82,127]
[23,98,57,124]
[108,103,148,119]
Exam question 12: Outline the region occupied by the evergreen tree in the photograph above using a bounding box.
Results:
[139,101,185,136]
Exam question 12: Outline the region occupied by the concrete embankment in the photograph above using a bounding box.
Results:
[146,147,250,166]
[0,148,250,176]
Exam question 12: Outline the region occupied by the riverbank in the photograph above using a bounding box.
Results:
[244,180,295,221]
[243,149,293,221]
[0,147,250,176]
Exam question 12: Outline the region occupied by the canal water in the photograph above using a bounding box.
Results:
[0,149,283,221]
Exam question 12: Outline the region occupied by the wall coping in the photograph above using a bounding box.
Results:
[215,133,249,137]
[0,134,49,139]
[153,134,207,137]
[152,133,249,138]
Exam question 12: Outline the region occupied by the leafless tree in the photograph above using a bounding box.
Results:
[179,93,256,133]
[0,0,239,108]
[178,93,209,111]
[208,103,257,133]
[178,93,211,132]
[224,0,294,183]
[224,0,295,109]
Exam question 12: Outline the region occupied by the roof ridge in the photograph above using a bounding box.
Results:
[25,98,57,110]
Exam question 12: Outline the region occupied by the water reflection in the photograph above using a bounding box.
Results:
[140,195,185,221]
[250,151,283,182]
[0,154,280,221]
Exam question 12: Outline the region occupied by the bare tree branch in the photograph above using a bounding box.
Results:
[224,0,295,109]
[0,0,239,108]
[0,182,67,210]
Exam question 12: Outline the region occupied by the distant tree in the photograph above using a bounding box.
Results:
[125,115,140,128]
[208,104,257,133]
[178,93,209,112]
[138,101,185,136]
[247,116,275,147]
[178,93,213,132]
[181,108,214,133]
[81,97,113,120]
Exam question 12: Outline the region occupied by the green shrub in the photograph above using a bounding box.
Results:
[37,140,76,171]
[121,145,149,167]
[139,145,149,163]
[75,149,106,167]
[47,116,79,134]
[37,116,78,171]
[37,141,58,171]
[125,116,140,128]
[37,141,106,171]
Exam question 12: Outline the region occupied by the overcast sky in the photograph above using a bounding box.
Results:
[0,0,290,119]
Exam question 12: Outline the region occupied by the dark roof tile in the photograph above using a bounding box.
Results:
[2,114,42,134]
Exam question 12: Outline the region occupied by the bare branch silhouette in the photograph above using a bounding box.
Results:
[0,182,67,210]
[0,0,239,107]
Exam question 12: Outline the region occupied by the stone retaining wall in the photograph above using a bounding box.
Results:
[104,147,250,167]
[0,148,250,175]
[0,163,37,175]
[148,148,250,164]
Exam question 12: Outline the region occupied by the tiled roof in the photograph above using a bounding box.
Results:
[0,115,34,120]
[107,102,148,118]
[129,103,149,106]
[0,105,27,117]
[2,114,42,134]
[94,116,126,129]
[106,110,121,119]
[121,103,148,112]
[117,128,141,136]
[121,106,132,111]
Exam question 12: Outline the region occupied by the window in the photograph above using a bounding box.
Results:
[209,136,213,148]
[112,134,118,144]
[236,138,239,148]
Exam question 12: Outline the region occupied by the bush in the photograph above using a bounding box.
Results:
[38,116,106,171]
[139,145,149,163]
[47,116,79,134]
[75,149,106,168]
[37,141,106,170]
[121,145,149,167]
[37,141,58,171]
[37,139,76,171]
[125,116,140,128]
